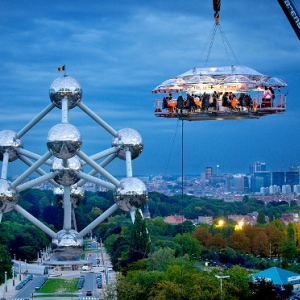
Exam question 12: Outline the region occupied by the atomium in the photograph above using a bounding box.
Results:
[51,229,84,260]
[114,177,148,211]
[51,157,83,186]
[46,123,82,159]
[0,130,23,162]
[0,179,18,213]
[112,128,143,160]
[0,72,146,262]
[49,76,82,109]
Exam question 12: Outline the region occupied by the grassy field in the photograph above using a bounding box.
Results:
[35,278,79,293]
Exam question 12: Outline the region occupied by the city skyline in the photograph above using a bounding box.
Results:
[0,0,300,178]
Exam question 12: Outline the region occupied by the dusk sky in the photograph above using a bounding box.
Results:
[1,0,300,178]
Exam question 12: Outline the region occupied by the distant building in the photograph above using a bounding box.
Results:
[280,213,299,225]
[286,172,299,186]
[260,187,269,194]
[269,185,280,194]
[205,167,213,179]
[143,204,151,219]
[198,216,213,225]
[164,215,191,225]
[250,161,266,175]
[235,175,245,192]
[254,171,271,187]
[216,165,220,176]
[251,176,264,192]
[282,185,291,194]
[223,174,232,191]
[228,214,243,222]
[272,172,285,187]
[294,184,300,194]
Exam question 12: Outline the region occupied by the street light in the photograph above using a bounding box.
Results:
[218,220,224,226]
[215,275,230,300]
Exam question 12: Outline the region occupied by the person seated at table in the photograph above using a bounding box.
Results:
[162,97,168,109]
[222,92,229,109]
[169,93,174,102]
[177,95,184,113]
[263,87,272,107]
[190,94,197,112]
[208,91,218,110]
[186,94,193,112]
[183,98,187,109]
[245,94,253,111]
[202,92,210,111]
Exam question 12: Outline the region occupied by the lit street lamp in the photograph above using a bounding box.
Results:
[215,275,230,300]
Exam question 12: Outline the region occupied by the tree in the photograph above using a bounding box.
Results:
[130,209,150,253]
[280,238,298,260]
[147,247,176,271]
[229,231,250,253]
[287,223,295,244]
[243,195,249,203]
[207,233,227,250]
[174,233,202,258]
[247,278,281,300]
[0,245,12,284]
[192,227,212,248]
[257,210,266,225]
[253,231,269,257]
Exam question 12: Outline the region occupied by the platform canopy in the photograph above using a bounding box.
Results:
[152,65,288,94]
[177,65,264,78]
[251,267,300,285]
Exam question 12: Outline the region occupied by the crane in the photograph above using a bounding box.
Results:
[277,0,300,41]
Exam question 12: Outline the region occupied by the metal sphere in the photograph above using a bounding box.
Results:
[114,177,148,212]
[47,123,82,159]
[51,157,83,186]
[111,128,143,160]
[0,179,18,213]
[0,130,23,162]
[53,185,84,207]
[51,229,84,260]
[70,185,84,208]
[49,75,82,109]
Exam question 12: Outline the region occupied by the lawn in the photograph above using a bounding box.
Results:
[35,278,79,293]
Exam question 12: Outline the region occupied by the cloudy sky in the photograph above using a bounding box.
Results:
[1,0,300,178]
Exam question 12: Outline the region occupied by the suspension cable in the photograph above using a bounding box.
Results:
[218,24,231,65]
[180,119,184,300]
[218,24,239,65]
[204,24,218,67]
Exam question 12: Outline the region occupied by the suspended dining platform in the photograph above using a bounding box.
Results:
[153,65,287,121]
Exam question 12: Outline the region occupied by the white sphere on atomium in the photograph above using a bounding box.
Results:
[114,177,148,212]
[0,130,23,162]
[51,229,84,260]
[51,157,83,186]
[0,179,18,213]
[70,185,84,208]
[49,75,82,109]
[111,128,143,160]
[47,123,82,159]
[53,185,84,207]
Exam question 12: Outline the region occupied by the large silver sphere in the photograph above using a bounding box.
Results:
[47,123,82,159]
[53,185,84,207]
[111,128,143,160]
[114,177,148,212]
[70,185,84,208]
[51,157,83,186]
[0,130,23,162]
[51,229,84,260]
[49,75,82,109]
[0,179,18,213]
